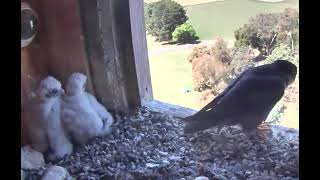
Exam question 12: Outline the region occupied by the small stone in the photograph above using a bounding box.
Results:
[248,152,256,157]
[194,176,209,180]
[248,176,277,180]
[169,155,182,161]
[41,166,69,180]
[158,151,169,156]
[146,163,159,168]
[232,163,242,172]
[21,146,45,170]
[83,166,90,172]
[180,147,186,152]
[162,160,170,164]
[96,160,101,166]
[101,158,108,164]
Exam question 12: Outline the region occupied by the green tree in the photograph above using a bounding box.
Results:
[234,9,299,56]
[234,25,252,48]
[264,45,299,78]
[144,0,188,41]
[172,22,199,43]
[276,8,299,52]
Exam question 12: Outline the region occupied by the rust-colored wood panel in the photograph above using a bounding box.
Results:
[40,0,94,91]
[21,0,93,100]
[21,0,50,105]
[21,0,50,145]
[21,0,93,145]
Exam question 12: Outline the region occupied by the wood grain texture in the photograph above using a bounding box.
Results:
[79,0,153,113]
[129,0,154,106]
[78,0,130,113]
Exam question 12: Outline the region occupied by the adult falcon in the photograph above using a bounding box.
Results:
[183,60,297,136]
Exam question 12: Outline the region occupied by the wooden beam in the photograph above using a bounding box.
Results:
[78,0,127,113]
[78,0,153,114]
[129,0,154,106]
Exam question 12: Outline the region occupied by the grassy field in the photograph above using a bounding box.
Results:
[145,0,222,6]
[148,48,204,110]
[146,0,299,128]
[185,0,299,40]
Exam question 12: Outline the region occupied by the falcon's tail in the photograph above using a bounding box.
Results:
[183,111,224,134]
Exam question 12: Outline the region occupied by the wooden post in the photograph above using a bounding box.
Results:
[78,0,153,114]
[128,0,154,106]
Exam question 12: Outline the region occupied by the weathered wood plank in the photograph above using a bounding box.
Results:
[78,0,130,113]
[78,0,154,114]
[145,100,197,119]
[129,0,154,106]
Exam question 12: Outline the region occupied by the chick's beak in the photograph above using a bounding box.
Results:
[60,89,65,96]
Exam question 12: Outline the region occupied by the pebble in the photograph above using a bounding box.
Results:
[23,108,299,180]
[41,166,70,180]
[194,176,209,180]
[21,146,45,170]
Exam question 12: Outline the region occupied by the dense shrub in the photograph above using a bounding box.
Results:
[191,54,228,92]
[229,46,256,78]
[172,22,199,43]
[264,45,298,64]
[211,37,232,64]
[187,45,211,63]
[189,37,232,92]
[199,89,216,106]
[191,54,215,91]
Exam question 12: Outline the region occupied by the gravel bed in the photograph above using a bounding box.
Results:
[23,108,299,180]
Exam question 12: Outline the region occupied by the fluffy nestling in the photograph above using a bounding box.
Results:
[61,73,114,145]
[23,76,73,160]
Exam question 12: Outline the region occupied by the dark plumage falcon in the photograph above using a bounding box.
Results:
[183,60,297,135]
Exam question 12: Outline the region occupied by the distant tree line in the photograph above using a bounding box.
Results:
[189,8,299,96]
[234,8,299,56]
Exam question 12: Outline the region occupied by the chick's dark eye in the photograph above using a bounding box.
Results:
[51,89,59,94]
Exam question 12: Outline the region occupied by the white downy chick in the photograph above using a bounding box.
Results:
[62,73,113,145]
[23,76,73,160]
